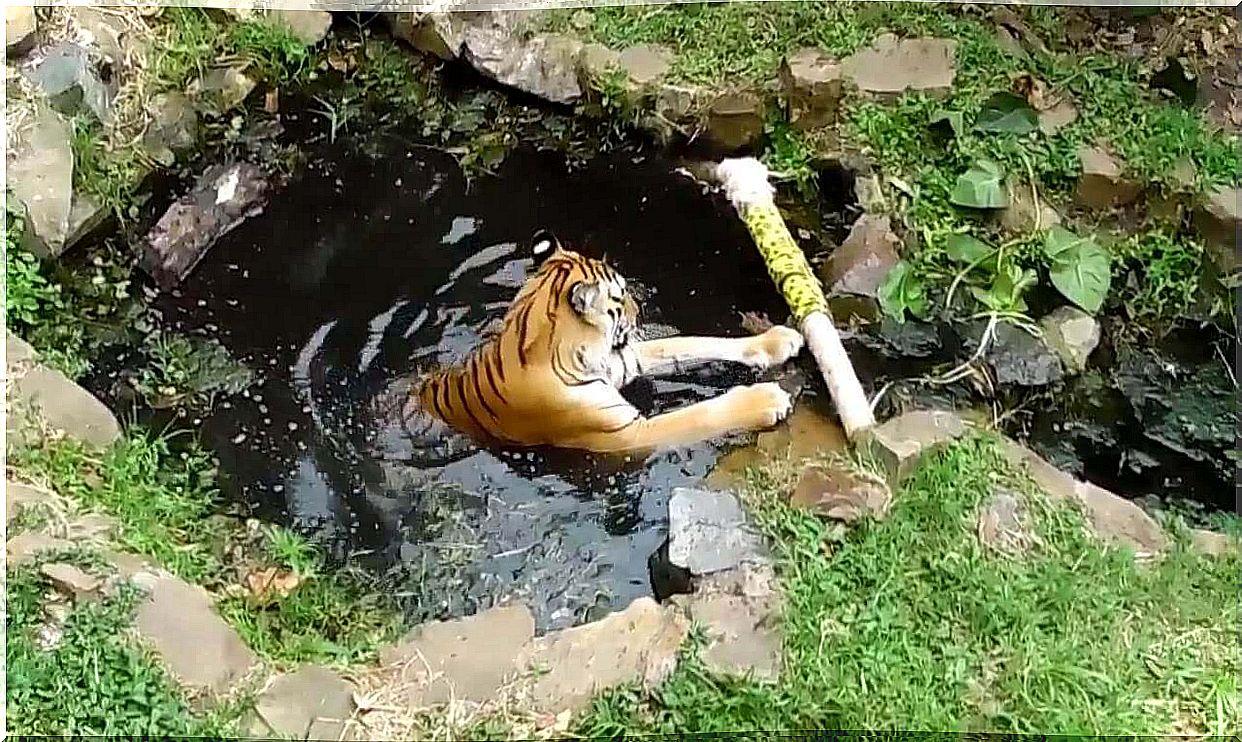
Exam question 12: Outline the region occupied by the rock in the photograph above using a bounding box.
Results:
[703,91,765,153]
[578,42,620,79]
[132,572,257,697]
[820,214,901,298]
[65,190,110,247]
[869,409,968,483]
[1037,98,1078,136]
[6,531,72,566]
[617,44,673,88]
[7,329,37,365]
[976,489,1037,556]
[386,12,467,60]
[1190,529,1237,557]
[6,104,74,256]
[248,666,356,741]
[667,488,768,576]
[462,29,583,105]
[141,92,198,167]
[40,562,103,600]
[1191,186,1240,274]
[6,330,122,449]
[264,9,333,45]
[779,48,843,130]
[139,162,272,291]
[1038,306,1100,374]
[790,463,892,523]
[189,65,256,117]
[378,604,535,708]
[103,549,156,579]
[515,597,687,714]
[6,4,36,54]
[674,592,781,681]
[654,83,701,122]
[998,181,1061,233]
[962,320,1064,387]
[23,41,115,123]
[64,512,117,541]
[68,8,130,67]
[1075,482,1168,556]
[842,35,957,99]
[998,439,1168,555]
[6,481,55,525]
[1076,145,1142,210]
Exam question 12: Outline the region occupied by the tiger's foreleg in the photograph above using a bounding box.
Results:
[610,325,804,387]
[564,382,793,453]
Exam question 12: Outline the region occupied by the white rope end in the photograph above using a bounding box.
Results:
[714,158,776,212]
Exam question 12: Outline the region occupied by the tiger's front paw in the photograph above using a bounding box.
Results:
[743,325,805,369]
[727,382,794,429]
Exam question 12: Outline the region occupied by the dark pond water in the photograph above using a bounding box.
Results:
[156,136,803,631]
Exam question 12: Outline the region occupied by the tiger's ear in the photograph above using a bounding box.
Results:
[569,280,602,316]
[530,229,562,263]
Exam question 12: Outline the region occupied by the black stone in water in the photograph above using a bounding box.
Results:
[155,134,809,632]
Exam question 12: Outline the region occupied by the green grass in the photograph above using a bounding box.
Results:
[7,430,405,669]
[575,435,1241,735]
[543,2,1240,326]
[5,566,239,736]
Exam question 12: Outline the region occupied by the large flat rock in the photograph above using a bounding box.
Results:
[6,330,121,449]
[131,572,257,698]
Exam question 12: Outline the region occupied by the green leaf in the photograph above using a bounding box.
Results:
[950,160,1009,210]
[973,91,1040,135]
[878,260,929,323]
[1043,226,1112,314]
[944,234,995,266]
[969,261,1036,313]
[928,109,965,141]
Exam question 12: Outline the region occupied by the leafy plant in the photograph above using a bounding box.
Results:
[878,260,930,323]
[950,160,1009,209]
[973,91,1040,135]
[969,261,1037,314]
[1043,226,1112,314]
[928,109,965,142]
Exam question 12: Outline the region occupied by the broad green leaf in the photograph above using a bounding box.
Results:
[950,160,1009,210]
[944,234,995,266]
[1043,226,1111,314]
[973,91,1040,135]
[928,109,965,141]
[878,260,929,324]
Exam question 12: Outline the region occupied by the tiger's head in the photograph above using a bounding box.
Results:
[529,229,640,351]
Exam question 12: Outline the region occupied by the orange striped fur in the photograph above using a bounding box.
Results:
[409,231,806,454]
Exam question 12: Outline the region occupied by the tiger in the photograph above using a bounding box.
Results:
[406,230,804,454]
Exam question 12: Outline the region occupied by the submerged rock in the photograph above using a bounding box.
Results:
[842,34,957,99]
[1038,306,1100,374]
[139,162,273,290]
[780,48,843,130]
[1075,145,1142,210]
